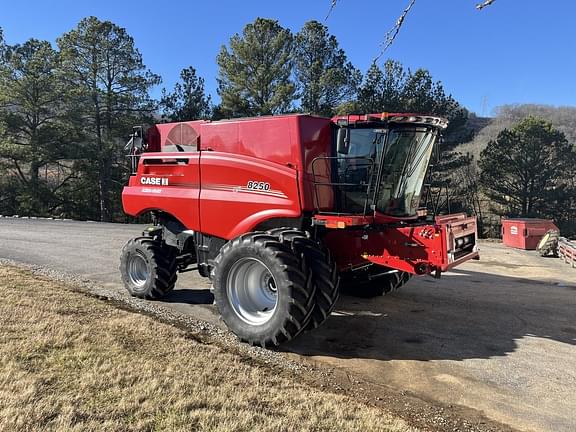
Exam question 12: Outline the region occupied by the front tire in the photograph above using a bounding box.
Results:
[120,237,178,299]
[211,232,316,347]
[341,266,411,298]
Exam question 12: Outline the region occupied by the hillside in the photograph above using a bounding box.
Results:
[458,104,576,161]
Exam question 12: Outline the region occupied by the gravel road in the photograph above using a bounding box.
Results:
[1,217,575,432]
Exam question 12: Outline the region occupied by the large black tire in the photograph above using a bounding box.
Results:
[537,230,560,257]
[211,232,316,347]
[341,266,411,298]
[267,228,339,330]
[120,237,178,299]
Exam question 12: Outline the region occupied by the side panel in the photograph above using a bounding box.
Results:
[199,152,302,240]
[122,152,201,231]
[199,116,301,170]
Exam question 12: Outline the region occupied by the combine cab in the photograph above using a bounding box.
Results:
[120,113,479,346]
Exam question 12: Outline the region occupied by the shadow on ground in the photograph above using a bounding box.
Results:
[282,268,576,361]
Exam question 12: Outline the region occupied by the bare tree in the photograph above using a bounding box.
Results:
[454,156,485,233]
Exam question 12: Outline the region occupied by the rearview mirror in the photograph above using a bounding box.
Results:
[337,128,350,155]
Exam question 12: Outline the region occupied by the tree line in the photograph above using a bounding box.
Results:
[0,19,158,221]
[0,17,574,236]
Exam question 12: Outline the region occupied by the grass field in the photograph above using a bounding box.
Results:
[0,265,414,432]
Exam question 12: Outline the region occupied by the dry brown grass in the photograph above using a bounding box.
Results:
[0,265,414,432]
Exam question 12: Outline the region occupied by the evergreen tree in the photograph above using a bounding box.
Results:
[0,28,6,64]
[217,18,296,117]
[354,60,472,213]
[293,21,360,116]
[0,39,76,215]
[57,17,159,221]
[357,61,406,113]
[161,66,211,122]
[356,61,469,146]
[479,117,574,218]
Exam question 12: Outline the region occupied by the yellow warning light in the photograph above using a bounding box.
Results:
[381,112,389,120]
[337,221,346,229]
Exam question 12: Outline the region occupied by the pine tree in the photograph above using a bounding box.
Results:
[357,60,406,113]
[217,18,296,117]
[0,39,76,215]
[293,21,360,116]
[161,66,211,122]
[57,17,159,221]
[0,28,6,64]
[479,117,574,218]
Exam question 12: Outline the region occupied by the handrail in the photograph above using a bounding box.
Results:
[311,156,375,216]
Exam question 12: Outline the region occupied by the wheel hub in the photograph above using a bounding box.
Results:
[127,252,149,288]
[226,257,278,325]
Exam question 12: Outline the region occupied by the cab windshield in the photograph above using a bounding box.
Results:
[335,126,437,217]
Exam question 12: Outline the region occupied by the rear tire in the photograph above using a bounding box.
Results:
[120,237,178,299]
[211,232,316,347]
[267,228,339,330]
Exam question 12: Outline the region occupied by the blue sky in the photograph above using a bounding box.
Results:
[2,0,575,115]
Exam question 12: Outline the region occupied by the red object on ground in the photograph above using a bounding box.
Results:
[501,218,558,250]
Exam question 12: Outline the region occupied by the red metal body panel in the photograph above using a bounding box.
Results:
[501,218,558,250]
[296,116,333,211]
[122,153,201,231]
[198,115,332,212]
[125,115,333,234]
[199,151,301,239]
[199,117,300,168]
[122,150,301,240]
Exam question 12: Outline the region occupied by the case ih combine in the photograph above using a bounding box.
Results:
[120,113,479,347]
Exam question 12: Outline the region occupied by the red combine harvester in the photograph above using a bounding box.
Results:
[120,113,479,346]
